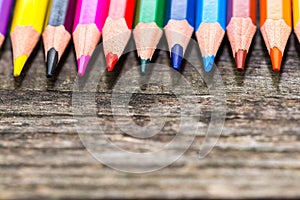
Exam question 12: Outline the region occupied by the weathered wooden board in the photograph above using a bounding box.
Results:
[0,29,299,199]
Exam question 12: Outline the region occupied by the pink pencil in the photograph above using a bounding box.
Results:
[73,0,110,76]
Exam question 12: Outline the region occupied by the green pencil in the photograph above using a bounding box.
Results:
[133,0,165,75]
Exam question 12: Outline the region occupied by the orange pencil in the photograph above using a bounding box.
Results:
[227,0,256,71]
[260,0,292,72]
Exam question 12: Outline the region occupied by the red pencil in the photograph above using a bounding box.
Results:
[102,0,136,72]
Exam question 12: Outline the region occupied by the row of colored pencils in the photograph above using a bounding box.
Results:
[1,0,298,77]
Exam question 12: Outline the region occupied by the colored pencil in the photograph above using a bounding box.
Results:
[226,0,256,71]
[164,0,195,70]
[195,0,227,72]
[43,0,76,77]
[133,0,166,75]
[102,0,136,72]
[73,0,110,77]
[293,0,300,43]
[0,0,14,49]
[11,0,50,77]
[260,0,292,72]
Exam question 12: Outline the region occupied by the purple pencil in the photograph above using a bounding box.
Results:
[72,0,110,77]
[0,0,14,48]
[42,0,76,77]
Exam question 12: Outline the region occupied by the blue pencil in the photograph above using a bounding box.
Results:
[195,0,227,72]
[164,0,195,70]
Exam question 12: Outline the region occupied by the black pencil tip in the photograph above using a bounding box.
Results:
[47,48,58,78]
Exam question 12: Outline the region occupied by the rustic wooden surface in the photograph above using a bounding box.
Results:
[0,28,299,199]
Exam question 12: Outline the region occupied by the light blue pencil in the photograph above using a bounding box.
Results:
[195,0,227,72]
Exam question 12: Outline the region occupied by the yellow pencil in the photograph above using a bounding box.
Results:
[293,0,300,42]
[10,0,50,77]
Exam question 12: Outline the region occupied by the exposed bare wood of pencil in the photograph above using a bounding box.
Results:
[102,17,131,71]
[133,22,163,60]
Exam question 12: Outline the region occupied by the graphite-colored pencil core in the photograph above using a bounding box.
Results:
[47,48,59,78]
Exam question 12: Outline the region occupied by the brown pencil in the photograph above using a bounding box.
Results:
[226,0,256,71]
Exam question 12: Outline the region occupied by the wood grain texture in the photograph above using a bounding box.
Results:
[0,30,299,199]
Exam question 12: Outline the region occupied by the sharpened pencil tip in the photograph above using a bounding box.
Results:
[106,53,118,72]
[140,59,150,76]
[203,56,215,72]
[235,50,247,71]
[270,47,282,72]
[13,55,28,77]
[171,44,183,70]
[77,56,91,77]
[47,48,59,78]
